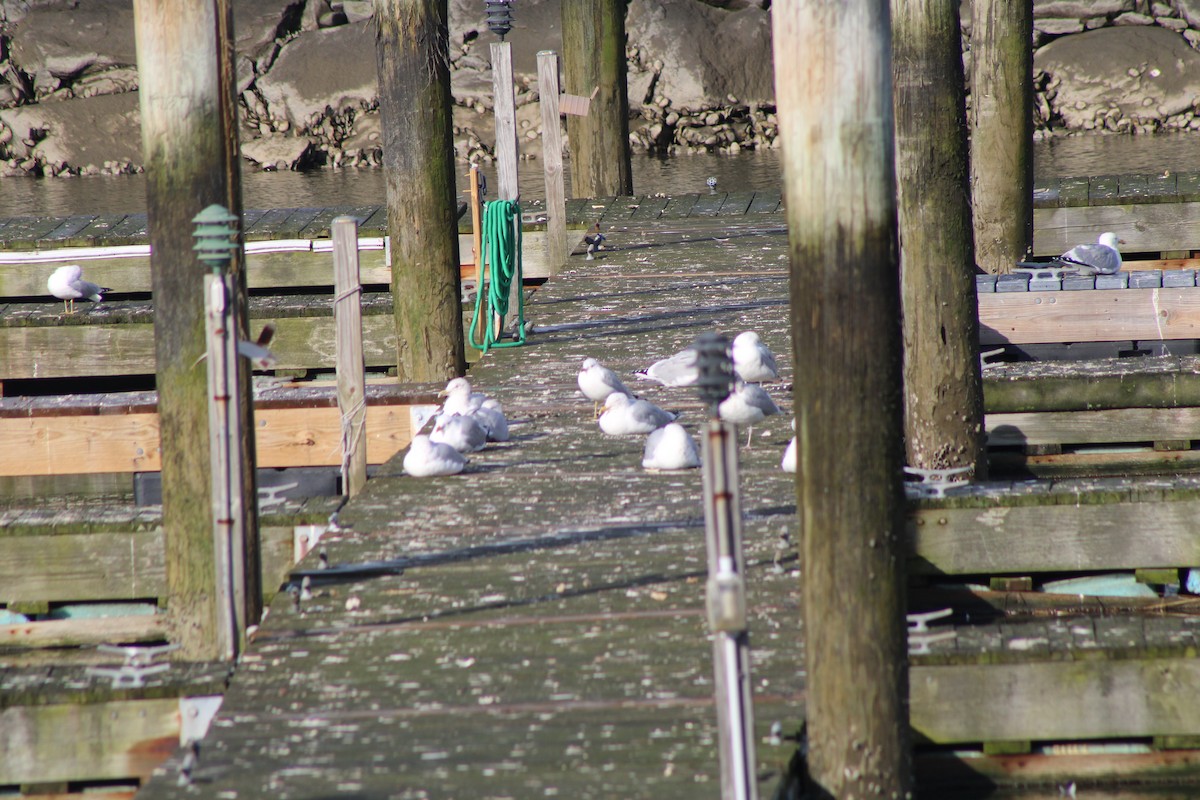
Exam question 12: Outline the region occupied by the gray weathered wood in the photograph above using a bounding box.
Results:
[133,0,257,661]
[969,0,1033,274]
[773,0,910,794]
[537,51,568,271]
[1033,202,1200,256]
[893,0,987,479]
[332,217,368,497]
[374,0,466,382]
[561,0,633,197]
[490,41,523,328]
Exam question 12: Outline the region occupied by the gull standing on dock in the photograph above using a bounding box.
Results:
[719,380,781,446]
[48,264,110,313]
[642,422,701,470]
[403,434,467,477]
[731,331,779,382]
[578,357,632,415]
[598,393,677,435]
[1018,232,1124,275]
[439,377,487,415]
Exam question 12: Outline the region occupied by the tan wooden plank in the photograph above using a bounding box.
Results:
[911,658,1200,744]
[908,499,1200,575]
[1033,202,1200,256]
[986,407,1200,446]
[0,615,168,651]
[979,288,1200,345]
[0,530,165,602]
[0,404,417,475]
[0,698,179,784]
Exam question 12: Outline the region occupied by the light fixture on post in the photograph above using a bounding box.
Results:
[485,0,513,40]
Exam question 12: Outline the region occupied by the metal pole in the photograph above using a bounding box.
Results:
[695,332,759,800]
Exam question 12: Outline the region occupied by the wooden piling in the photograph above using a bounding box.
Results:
[374,0,466,382]
[490,40,523,330]
[333,216,367,497]
[133,0,259,660]
[969,0,1034,275]
[561,0,633,197]
[537,51,569,270]
[773,0,911,796]
[893,0,988,478]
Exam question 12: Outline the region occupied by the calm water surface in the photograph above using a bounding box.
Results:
[5,131,1200,218]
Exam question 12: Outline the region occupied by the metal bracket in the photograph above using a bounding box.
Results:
[908,630,957,655]
[88,642,180,688]
[979,347,1006,369]
[904,465,971,498]
[907,608,953,633]
[258,481,299,510]
[907,608,956,654]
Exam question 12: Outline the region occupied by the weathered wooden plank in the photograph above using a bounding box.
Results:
[1117,173,1150,203]
[36,215,101,246]
[243,206,297,240]
[1089,175,1120,206]
[0,698,179,784]
[986,407,1200,445]
[978,288,1200,345]
[688,191,727,216]
[747,189,782,214]
[99,214,149,246]
[0,216,72,249]
[629,195,669,220]
[983,356,1200,413]
[911,657,1200,744]
[660,193,699,218]
[716,191,754,216]
[0,615,168,650]
[1032,177,1060,208]
[908,497,1200,574]
[1033,202,1200,256]
[0,403,422,475]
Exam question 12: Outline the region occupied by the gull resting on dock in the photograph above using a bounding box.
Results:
[642,422,701,470]
[439,377,488,415]
[430,413,488,453]
[48,264,110,313]
[1018,231,1124,276]
[598,393,677,435]
[403,434,467,477]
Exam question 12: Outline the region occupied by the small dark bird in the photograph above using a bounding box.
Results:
[583,223,606,260]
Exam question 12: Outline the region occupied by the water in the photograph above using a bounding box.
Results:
[3,132,1200,218]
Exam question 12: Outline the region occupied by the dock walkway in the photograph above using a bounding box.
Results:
[133,211,806,797]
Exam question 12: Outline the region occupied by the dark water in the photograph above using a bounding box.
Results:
[3,132,1200,218]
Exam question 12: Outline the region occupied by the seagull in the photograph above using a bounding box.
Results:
[429,412,487,453]
[719,380,781,446]
[583,223,606,260]
[472,398,509,442]
[642,422,701,470]
[732,331,779,382]
[1017,232,1124,276]
[598,392,677,435]
[781,437,797,472]
[439,377,487,415]
[636,347,699,387]
[402,434,467,477]
[578,357,632,415]
[48,264,110,313]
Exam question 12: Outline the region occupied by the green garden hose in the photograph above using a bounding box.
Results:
[469,199,525,353]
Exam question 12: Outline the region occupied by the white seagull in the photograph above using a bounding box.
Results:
[472,398,509,442]
[402,434,467,477]
[642,422,701,470]
[439,377,487,415]
[636,347,699,387]
[781,437,797,473]
[1019,231,1124,276]
[429,413,487,453]
[732,331,779,383]
[598,393,677,435]
[48,264,109,313]
[719,380,781,446]
[578,357,632,415]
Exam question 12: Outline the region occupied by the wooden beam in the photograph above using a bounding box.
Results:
[1034,202,1200,256]
[987,406,1200,446]
[911,657,1200,744]
[0,404,422,476]
[908,498,1200,575]
[0,698,178,784]
[979,288,1200,345]
[0,615,168,650]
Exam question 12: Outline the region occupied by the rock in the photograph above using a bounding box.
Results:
[256,20,377,133]
[1034,0,1132,16]
[341,1,374,23]
[0,92,141,172]
[1035,26,1200,128]
[7,0,136,97]
[1176,0,1200,28]
[1113,11,1155,23]
[241,134,318,170]
[1036,18,1086,35]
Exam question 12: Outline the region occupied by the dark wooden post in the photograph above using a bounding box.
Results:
[893,0,988,479]
[134,0,259,661]
[375,0,466,382]
[561,0,633,197]
[970,0,1033,275]
[773,0,911,796]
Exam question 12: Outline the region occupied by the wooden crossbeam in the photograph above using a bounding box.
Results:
[0,403,425,476]
[1034,202,1200,256]
[979,287,1200,345]
[986,406,1200,446]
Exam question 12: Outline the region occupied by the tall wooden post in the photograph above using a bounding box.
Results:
[970,0,1033,275]
[490,40,522,330]
[333,216,368,497]
[375,0,466,381]
[561,0,633,197]
[134,0,259,661]
[773,0,911,796]
[538,51,569,270]
[893,0,988,479]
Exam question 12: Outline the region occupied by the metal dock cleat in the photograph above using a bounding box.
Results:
[87,643,180,688]
[904,465,971,498]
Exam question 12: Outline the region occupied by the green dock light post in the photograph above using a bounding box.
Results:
[694,332,759,800]
[193,203,258,662]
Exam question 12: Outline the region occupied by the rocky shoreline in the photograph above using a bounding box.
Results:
[0,0,1198,179]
